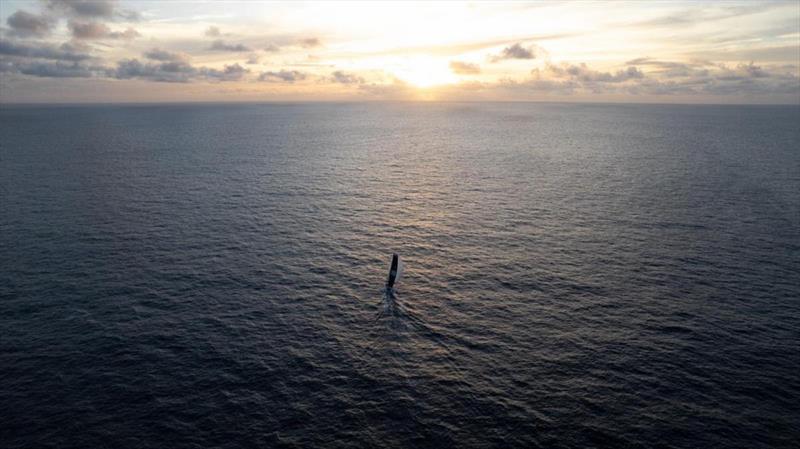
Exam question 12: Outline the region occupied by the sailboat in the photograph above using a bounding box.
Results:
[385,253,403,290]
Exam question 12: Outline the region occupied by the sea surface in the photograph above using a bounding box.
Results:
[1,102,799,448]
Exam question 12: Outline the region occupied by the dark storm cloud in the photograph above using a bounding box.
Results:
[6,10,55,37]
[490,43,537,62]
[329,70,364,84]
[258,70,307,82]
[68,20,140,40]
[0,40,92,61]
[449,61,481,75]
[209,39,251,52]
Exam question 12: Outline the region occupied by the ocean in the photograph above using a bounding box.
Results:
[1,102,798,448]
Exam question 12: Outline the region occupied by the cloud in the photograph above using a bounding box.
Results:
[6,10,55,37]
[356,79,416,98]
[519,62,648,96]
[626,57,690,69]
[625,58,779,81]
[205,26,221,37]
[111,58,249,83]
[332,33,575,59]
[630,3,782,29]
[45,0,140,22]
[329,70,364,84]
[245,54,260,64]
[264,44,280,53]
[209,39,251,52]
[0,40,92,61]
[625,57,712,78]
[68,20,140,40]
[0,60,97,78]
[298,37,322,48]
[60,41,92,54]
[514,59,799,98]
[258,70,307,82]
[68,20,108,38]
[734,62,769,79]
[449,60,481,75]
[711,62,771,81]
[111,58,196,82]
[205,63,249,81]
[490,43,538,62]
[144,48,188,63]
[545,63,644,83]
[46,0,115,19]
[117,9,140,21]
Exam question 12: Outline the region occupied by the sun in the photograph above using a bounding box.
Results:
[394,57,459,88]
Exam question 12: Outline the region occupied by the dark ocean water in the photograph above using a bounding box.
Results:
[1,102,799,448]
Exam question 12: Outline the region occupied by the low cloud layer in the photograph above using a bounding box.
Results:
[258,70,307,82]
[144,48,189,63]
[546,63,644,83]
[450,61,481,75]
[518,60,798,97]
[209,40,251,52]
[111,57,249,83]
[0,60,100,78]
[330,70,364,84]
[0,40,92,61]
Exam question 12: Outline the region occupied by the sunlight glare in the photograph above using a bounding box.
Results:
[394,58,458,88]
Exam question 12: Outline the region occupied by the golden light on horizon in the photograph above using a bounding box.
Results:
[0,1,797,104]
[393,57,459,88]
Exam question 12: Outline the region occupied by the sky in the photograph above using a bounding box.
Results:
[0,0,798,104]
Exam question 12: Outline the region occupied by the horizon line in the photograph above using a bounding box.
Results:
[3,99,799,108]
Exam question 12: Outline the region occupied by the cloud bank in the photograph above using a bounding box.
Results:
[0,1,798,103]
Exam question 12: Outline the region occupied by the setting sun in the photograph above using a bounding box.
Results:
[394,57,459,88]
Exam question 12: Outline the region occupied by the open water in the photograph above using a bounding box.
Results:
[1,102,799,448]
